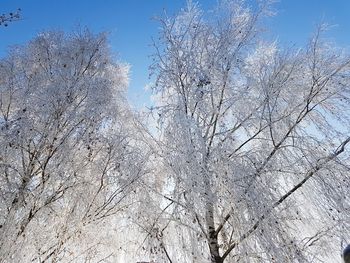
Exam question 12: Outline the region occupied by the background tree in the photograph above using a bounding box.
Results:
[0,29,147,262]
[148,1,350,262]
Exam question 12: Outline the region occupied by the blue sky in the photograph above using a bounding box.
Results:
[1,0,349,108]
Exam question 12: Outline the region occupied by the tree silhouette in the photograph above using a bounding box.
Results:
[0,8,21,27]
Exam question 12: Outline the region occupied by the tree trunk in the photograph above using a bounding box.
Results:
[204,171,223,263]
[206,201,223,263]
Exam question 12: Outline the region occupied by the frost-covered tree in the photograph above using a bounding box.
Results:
[0,30,147,262]
[148,1,350,262]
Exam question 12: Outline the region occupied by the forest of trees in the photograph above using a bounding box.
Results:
[1,1,350,263]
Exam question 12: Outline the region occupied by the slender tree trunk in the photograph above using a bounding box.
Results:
[204,170,223,263]
[206,202,222,263]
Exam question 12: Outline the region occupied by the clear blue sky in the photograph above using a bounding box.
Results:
[1,0,350,108]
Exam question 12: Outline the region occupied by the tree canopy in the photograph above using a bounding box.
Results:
[1,1,350,262]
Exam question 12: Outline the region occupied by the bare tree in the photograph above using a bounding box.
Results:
[0,9,21,27]
[148,1,350,262]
